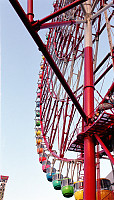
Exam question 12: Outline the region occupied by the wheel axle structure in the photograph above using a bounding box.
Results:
[9,0,114,200]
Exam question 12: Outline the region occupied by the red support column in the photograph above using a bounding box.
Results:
[96,144,101,200]
[27,0,34,22]
[83,0,96,199]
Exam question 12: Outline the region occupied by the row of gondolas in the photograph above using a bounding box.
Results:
[35,129,77,198]
[35,61,77,198]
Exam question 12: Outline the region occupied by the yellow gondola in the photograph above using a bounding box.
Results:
[74,181,83,200]
[74,178,113,200]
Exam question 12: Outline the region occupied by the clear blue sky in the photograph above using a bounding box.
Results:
[1,0,112,200]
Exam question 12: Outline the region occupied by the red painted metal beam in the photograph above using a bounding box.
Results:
[27,0,34,22]
[9,0,88,124]
[94,52,110,74]
[92,12,113,44]
[49,101,58,148]
[94,134,114,165]
[67,115,81,151]
[96,145,101,200]
[42,96,52,124]
[43,99,56,136]
[51,101,64,147]
[63,104,74,153]
[74,56,112,96]
[60,98,69,157]
[37,0,87,25]
[57,32,64,55]
[112,47,114,68]
[61,34,69,54]
[98,12,113,37]
[94,64,113,85]
[83,1,96,199]
[33,20,85,31]
[95,82,114,112]
[65,33,72,57]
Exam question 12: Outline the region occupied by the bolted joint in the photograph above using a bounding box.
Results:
[32,20,41,31]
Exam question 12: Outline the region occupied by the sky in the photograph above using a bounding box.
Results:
[1,0,113,200]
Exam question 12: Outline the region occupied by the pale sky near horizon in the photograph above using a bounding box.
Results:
[1,0,112,200]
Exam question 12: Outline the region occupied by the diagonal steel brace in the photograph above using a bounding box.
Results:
[9,0,88,124]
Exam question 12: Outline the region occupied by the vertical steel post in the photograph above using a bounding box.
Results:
[96,144,101,200]
[83,0,96,199]
[27,0,34,22]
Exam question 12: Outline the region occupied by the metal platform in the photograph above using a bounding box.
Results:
[69,112,114,152]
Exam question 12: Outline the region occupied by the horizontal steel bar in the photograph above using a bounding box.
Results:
[33,20,86,31]
[9,0,88,123]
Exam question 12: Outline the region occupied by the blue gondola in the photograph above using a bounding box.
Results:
[46,167,56,182]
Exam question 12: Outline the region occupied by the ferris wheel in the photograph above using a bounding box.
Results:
[9,0,114,199]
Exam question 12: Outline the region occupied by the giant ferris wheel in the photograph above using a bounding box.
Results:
[9,0,114,199]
